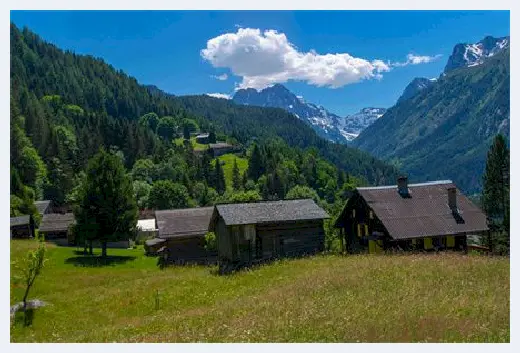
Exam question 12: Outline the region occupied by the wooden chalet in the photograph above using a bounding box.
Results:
[34,200,53,216]
[209,143,235,157]
[10,215,35,239]
[334,177,489,254]
[209,199,329,273]
[38,213,76,241]
[146,207,215,263]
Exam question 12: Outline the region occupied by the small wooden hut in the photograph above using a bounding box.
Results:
[146,207,215,264]
[209,199,329,273]
[38,213,76,241]
[10,215,35,239]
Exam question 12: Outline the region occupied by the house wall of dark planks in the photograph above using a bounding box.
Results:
[216,218,325,272]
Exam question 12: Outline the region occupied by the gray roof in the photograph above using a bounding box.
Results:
[196,133,209,138]
[213,199,330,227]
[39,213,76,233]
[11,215,31,227]
[209,143,233,149]
[336,180,488,240]
[34,200,51,215]
[155,207,214,239]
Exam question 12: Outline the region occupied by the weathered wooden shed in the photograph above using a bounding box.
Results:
[38,213,76,240]
[10,215,35,239]
[209,143,235,157]
[334,177,489,254]
[209,199,329,272]
[147,207,215,264]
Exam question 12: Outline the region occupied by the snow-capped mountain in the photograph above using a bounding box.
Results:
[233,84,348,143]
[396,77,437,103]
[339,108,387,141]
[444,35,510,73]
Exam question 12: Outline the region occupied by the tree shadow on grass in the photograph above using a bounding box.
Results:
[65,255,137,267]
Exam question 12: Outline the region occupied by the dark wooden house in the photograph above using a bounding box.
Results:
[209,199,329,272]
[146,207,215,264]
[209,143,235,157]
[34,200,53,216]
[38,213,76,240]
[334,177,489,254]
[10,215,35,239]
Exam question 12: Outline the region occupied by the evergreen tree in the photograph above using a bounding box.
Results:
[214,160,226,195]
[183,124,191,140]
[74,148,138,257]
[482,134,510,252]
[247,143,264,182]
[208,131,217,144]
[232,158,241,191]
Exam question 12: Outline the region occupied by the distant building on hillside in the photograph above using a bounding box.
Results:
[10,215,35,239]
[209,199,329,273]
[209,143,235,157]
[195,133,210,144]
[334,177,489,254]
[145,207,215,263]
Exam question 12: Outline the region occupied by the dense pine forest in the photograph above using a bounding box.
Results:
[10,23,399,246]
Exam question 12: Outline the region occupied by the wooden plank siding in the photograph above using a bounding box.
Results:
[217,219,325,273]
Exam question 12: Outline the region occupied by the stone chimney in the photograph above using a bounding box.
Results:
[397,176,409,197]
[448,187,457,211]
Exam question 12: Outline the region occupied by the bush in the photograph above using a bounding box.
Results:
[204,232,217,251]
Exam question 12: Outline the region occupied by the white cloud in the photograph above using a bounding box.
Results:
[201,28,392,90]
[393,53,442,67]
[211,73,228,81]
[205,93,231,99]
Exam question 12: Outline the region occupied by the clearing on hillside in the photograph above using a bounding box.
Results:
[10,240,509,343]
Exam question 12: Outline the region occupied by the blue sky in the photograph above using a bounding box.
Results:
[11,10,510,116]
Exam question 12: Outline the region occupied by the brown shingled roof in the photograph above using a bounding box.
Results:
[39,213,75,233]
[338,180,488,240]
[155,207,214,239]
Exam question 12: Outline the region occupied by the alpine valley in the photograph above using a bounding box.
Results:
[353,35,510,194]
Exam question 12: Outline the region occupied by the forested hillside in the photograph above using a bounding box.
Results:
[353,47,510,194]
[10,23,398,232]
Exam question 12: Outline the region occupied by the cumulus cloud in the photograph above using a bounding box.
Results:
[201,28,392,90]
[211,73,228,81]
[205,93,231,99]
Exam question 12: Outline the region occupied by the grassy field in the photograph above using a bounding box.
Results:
[10,240,509,343]
[213,153,249,190]
[173,136,209,150]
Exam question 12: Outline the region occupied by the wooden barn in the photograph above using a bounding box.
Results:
[34,200,53,216]
[146,207,215,264]
[209,199,329,273]
[209,143,235,157]
[38,213,76,241]
[10,215,35,239]
[334,177,489,254]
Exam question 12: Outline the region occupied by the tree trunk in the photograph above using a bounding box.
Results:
[101,241,107,258]
[89,240,93,255]
[83,239,88,255]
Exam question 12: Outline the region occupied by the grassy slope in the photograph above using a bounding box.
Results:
[212,153,248,190]
[10,240,509,343]
[173,136,209,150]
